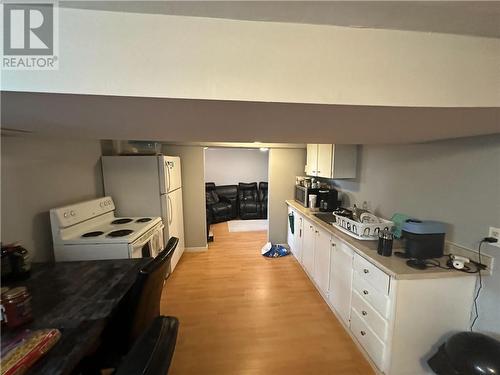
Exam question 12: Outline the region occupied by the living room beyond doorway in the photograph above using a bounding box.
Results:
[204,147,269,242]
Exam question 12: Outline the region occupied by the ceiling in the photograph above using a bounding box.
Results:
[61,1,500,38]
[2,91,499,145]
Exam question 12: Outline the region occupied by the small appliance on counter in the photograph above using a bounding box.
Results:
[295,184,319,208]
[318,189,339,212]
[400,219,446,269]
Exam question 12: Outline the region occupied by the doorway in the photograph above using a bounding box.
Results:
[204,147,269,242]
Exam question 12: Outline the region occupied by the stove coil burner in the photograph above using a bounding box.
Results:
[82,231,104,238]
[111,218,133,225]
[136,218,152,223]
[107,229,134,238]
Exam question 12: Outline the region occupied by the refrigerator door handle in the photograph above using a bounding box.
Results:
[166,161,171,192]
[168,195,173,225]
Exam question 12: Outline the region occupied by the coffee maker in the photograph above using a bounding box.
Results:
[318,189,339,212]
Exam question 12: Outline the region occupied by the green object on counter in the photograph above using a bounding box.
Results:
[391,213,412,239]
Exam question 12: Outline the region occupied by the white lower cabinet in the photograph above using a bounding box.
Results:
[351,290,388,341]
[313,227,331,296]
[302,220,316,276]
[286,207,477,375]
[351,308,386,370]
[328,239,354,326]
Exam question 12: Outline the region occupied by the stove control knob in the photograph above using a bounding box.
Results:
[70,210,76,217]
[100,202,105,207]
[63,212,69,218]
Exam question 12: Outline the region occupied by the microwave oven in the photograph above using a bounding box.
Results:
[295,185,320,208]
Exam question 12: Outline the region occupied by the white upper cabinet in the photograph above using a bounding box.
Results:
[305,144,357,179]
[305,144,318,176]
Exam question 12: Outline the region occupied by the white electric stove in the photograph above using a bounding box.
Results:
[50,197,164,262]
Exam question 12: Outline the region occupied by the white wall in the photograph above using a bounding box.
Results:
[1,136,103,262]
[268,148,307,243]
[3,7,500,107]
[163,145,207,249]
[333,135,500,335]
[204,148,268,186]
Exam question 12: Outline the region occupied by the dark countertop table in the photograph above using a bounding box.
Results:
[2,258,151,374]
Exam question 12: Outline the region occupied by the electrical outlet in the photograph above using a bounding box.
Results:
[488,227,500,247]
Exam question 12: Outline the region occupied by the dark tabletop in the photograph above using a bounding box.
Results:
[2,258,151,375]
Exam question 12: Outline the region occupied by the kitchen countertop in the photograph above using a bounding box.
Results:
[286,200,476,280]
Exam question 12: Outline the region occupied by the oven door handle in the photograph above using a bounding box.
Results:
[134,224,165,248]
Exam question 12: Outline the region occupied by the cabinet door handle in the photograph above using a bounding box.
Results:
[363,290,369,295]
[363,269,369,274]
[362,311,368,316]
[315,230,319,234]
[317,170,321,173]
[360,331,366,336]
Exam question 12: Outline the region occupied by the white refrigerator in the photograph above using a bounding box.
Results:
[101,155,185,271]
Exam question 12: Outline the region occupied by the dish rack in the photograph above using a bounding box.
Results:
[332,214,394,241]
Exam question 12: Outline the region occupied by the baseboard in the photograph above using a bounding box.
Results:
[185,245,208,252]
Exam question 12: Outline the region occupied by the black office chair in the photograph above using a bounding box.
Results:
[114,316,179,375]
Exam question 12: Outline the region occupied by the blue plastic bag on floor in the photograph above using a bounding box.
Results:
[261,242,290,258]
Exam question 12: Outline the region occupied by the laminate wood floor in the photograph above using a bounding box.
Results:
[162,222,374,375]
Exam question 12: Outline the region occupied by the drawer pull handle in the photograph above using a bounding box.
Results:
[360,331,366,336]
[363,269,369,274]
[363,290,369,295]
[362,311,368,316]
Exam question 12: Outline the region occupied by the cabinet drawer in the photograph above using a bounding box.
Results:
[353,253,390,295]
[352,271,390,319]
[351,309,386,371]
[351,290,388,341]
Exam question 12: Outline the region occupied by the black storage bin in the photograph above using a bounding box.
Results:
[401,220,446,260]
[402,231,445,259]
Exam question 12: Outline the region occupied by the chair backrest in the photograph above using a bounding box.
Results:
[205,183,219,205]
[115,316,179,375]
[259,182,268,202]
[238,182,258,201]
[128,237,179,345]
[215,185,238,201]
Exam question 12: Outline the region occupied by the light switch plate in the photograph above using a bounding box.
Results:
[488,227,500,247]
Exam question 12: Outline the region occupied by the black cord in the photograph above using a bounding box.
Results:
[425,256,481,273]
[470,240,485,331]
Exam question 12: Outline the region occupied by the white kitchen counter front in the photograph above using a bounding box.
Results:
[286,200,475,281]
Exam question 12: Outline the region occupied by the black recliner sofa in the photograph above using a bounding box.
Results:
[215,185,238,219]
[259,182,268,219]
[238,182,262,220]
[205,182,233,223]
